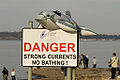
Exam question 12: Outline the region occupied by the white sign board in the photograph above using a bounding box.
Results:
[22,29,78,67]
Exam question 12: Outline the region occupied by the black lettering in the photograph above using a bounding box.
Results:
[32,60,40,65]
[24,54,27,59]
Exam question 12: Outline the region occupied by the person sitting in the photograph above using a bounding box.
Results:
[53,10,61,16]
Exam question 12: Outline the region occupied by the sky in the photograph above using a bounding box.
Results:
[0,0,120,34]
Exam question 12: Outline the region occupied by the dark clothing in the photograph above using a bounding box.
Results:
[111,68,117,79]
[12,76,16,80]
[2,69,8,75]
[2,69,8,80]
[83,55,89,68]
[86,59,89,68]
[93,64,96,68]
[118,67,120,75]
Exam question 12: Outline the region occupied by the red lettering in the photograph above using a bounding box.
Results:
[60,43,66,52]
[50,43,58,52]
[24,42,31,51]
[32,43,40,52]
[41,43,49,52]
[24,42,76,52]
[68,43,75,52]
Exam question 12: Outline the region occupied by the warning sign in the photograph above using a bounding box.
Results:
[21,29,79,67]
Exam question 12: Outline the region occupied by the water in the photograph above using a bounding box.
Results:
[80,40,120,68]
[0,40,120,79]
[0,40,27,80]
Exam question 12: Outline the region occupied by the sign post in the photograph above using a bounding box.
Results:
[72,68,75,80]
[67,67,71,80]
[28,21,33,80]
[71,31,79,80]
[64,68,67,80]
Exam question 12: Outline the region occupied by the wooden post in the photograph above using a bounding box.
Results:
[67,67,71,80]
[29,21,33,29]
[28,21,33,80]
[72,68,75,80]
[28,67,32,80]
[64,67,67,80]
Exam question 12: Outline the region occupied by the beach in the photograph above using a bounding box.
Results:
[32,67,112,80]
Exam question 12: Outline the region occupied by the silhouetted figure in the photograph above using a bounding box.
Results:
[2,67,8,80]
[80,54,84,68]
[83,53,89,69]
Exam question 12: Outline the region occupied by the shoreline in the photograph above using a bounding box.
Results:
[32,67,113,80]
